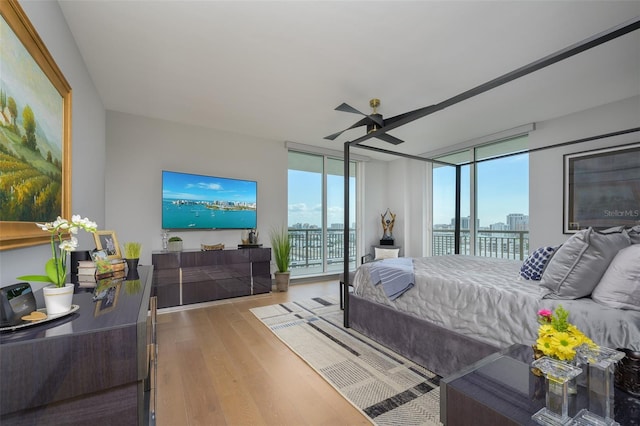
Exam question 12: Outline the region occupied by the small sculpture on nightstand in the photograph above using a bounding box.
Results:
[380,208,396,245]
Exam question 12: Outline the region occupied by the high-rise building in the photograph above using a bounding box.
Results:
[507,213,529,230]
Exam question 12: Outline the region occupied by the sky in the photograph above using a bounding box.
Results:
[288,153,529,228]
[162,171,257,203]
[1,14,63,152]
[288,171,355,227]
[432,153,529,226]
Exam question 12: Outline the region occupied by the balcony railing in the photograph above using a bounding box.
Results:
[288,228,356,272]
[286,228,529,275]
[433,229,529,260]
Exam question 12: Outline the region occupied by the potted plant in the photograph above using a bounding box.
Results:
[167,236,183,252]
[270,226,291,292]
[18,215,98,314]
[123,241,142,271]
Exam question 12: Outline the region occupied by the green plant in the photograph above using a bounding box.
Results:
[123,242,142,259]
[270,226,291,273]
[168,236,182,242]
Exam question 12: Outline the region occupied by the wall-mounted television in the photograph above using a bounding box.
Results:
[162,170,257,230]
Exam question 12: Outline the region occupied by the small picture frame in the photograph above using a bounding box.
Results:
[93,230,121,260]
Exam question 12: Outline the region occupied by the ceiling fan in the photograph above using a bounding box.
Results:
[325,98,404,145]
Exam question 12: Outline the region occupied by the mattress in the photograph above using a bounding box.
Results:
[353,255,640,351]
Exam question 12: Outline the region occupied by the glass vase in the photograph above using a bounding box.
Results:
[531,356,583,425]
[572,345,625,425]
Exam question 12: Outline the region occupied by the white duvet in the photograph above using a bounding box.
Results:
[353,255,640,350]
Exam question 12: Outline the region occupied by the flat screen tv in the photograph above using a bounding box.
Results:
[162,170,257,230]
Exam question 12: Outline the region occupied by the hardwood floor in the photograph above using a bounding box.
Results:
[155,279,371,426]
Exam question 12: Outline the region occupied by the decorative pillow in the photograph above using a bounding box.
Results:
[520,246,558,280]
[539,227,630,299]
[629,225,640,244]
[592,245,640,311]
[600,226,626,234]
[374,247,399,260]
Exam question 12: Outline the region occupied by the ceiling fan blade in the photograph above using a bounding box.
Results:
[324,117,371,140]
[335,103,366,116]
[375,132,404,145]
[324,131,345,141]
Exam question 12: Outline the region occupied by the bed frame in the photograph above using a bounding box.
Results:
[340,18,640,376]
[349,294,499,377]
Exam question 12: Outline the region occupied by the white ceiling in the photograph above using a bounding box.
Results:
[58,1,640,159]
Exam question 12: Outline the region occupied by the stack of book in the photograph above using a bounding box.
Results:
[77,260,97,286]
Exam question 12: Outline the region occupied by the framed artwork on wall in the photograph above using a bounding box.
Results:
[564,142,640,233]
[0,0,72,250]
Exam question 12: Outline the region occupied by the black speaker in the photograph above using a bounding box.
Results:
[0,283,37,326]
[70,250,91,275]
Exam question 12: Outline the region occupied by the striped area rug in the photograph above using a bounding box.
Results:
[250,296,442,426]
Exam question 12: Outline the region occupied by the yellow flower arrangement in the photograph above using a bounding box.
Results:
[535,305,595,361]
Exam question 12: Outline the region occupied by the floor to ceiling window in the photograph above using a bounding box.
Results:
[288,151,357,276]
[432,136,529,259]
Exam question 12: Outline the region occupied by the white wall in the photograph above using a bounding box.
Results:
[105,111,287,266]
[361,160,388,253]
[529,96,640,249]
[361,158,430,259]
[0,1,105,289]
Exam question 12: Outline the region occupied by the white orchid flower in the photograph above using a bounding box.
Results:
[36,222,52,231]
[59,237,78,252]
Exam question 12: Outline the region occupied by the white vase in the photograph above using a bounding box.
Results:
[42,284,74,315]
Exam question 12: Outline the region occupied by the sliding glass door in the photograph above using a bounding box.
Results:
[288,151,357,276]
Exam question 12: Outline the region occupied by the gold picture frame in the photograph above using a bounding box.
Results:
[94,230,121,260]
[0,0,72,250]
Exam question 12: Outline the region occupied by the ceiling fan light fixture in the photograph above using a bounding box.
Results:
[369,98,380,114]
[325,98,404,144]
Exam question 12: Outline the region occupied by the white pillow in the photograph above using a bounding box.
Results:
[374,248,399,260]
[592,245,640,311]
[629,225,640,244]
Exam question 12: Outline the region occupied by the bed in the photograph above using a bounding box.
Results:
[347,229,640,377]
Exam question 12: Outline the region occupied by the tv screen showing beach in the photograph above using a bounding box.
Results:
[162,170,257,230]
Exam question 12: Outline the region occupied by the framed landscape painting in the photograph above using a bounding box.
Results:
[564,142,640,233]
[0,0,72,250]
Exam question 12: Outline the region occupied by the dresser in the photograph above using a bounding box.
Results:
[151,247,271,308]
[0,265,155,425]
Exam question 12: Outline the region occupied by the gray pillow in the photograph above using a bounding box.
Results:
[592,245,640,311]
[540,228,631,299]
[629,225,640,244]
